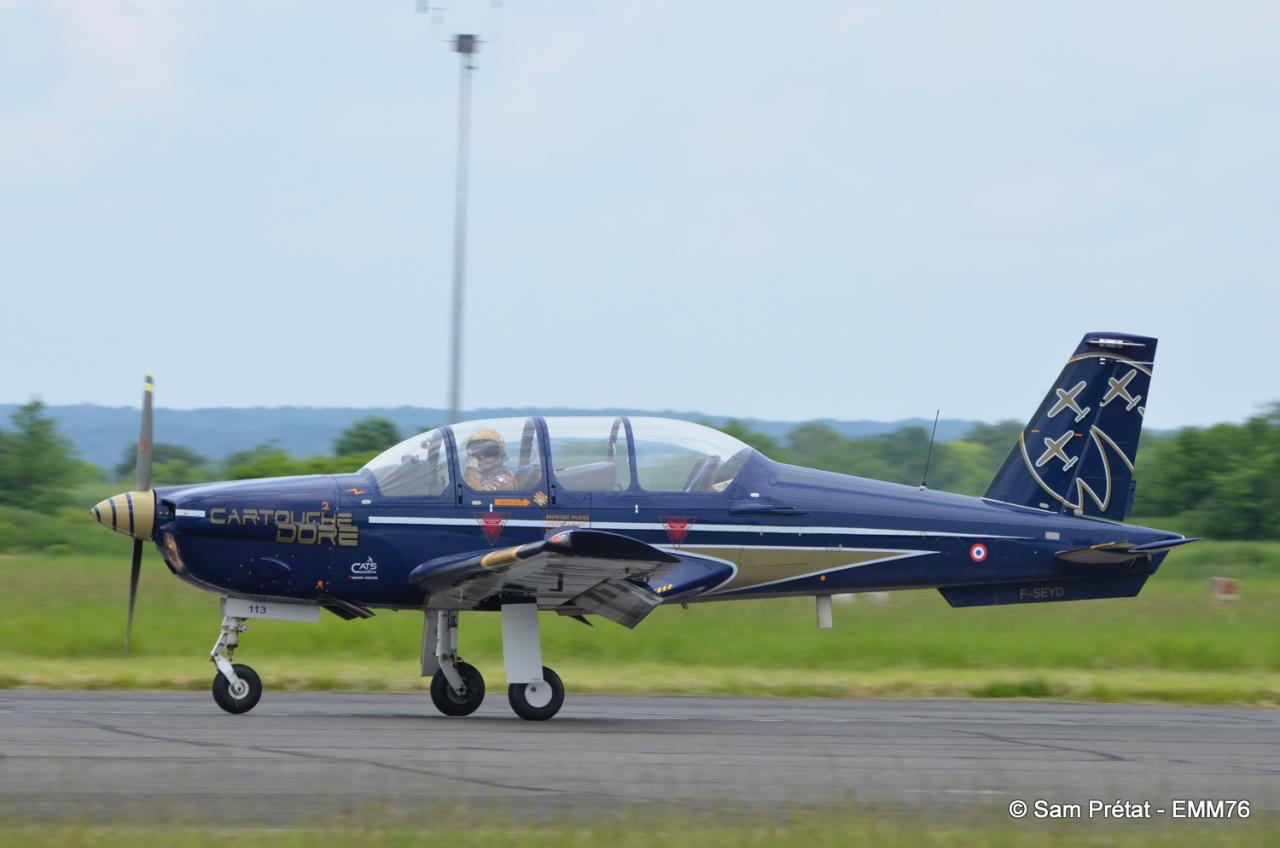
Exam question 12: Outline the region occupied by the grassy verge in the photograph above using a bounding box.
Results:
[0,815,1274,848]
[2,657,1277,705]
[2,541,1277,705]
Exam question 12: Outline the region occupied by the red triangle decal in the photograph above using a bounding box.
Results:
[661,516,695,546]
[475,512,510,546]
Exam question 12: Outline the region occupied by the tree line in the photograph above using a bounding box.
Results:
[1,401,1276,539]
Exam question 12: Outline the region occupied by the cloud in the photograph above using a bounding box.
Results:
[0,0,195,182]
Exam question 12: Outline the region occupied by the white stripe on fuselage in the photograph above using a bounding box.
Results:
[366,515,1027,539]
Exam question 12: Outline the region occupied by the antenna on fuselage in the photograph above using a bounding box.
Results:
[919,409,940,490]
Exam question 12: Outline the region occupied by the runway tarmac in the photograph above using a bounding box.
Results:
[0,690,1275,824]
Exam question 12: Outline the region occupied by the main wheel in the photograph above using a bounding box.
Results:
[507,666,564,721]
[212,663,262,715]
[430,661,486,716]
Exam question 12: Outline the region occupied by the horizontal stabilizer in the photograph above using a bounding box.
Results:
[1127,537,1199,554]
[1055,541,1142,565]
[1055,536,1199,565]
[939,575,1149,607]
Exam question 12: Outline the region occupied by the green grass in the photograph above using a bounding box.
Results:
[6,548,1280,671]
[1,539,1277,703]
[3,658,1276,704]
[0,814,1274,848]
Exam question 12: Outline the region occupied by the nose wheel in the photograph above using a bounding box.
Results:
[209,614,264,715]
[212,663,262,714]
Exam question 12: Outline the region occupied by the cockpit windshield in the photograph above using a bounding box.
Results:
[547,417,631,492]
[362,428,451,498]
[362,417,754,498]
[627,417,753,492]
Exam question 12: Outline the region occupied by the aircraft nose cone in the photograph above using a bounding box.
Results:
[91,490,157,540]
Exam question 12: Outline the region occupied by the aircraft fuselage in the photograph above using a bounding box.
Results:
[149,451,1179,612]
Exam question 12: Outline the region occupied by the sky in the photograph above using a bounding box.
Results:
[1,0,1276,429]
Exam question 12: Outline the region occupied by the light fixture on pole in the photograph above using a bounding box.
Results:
[446,31,477,425]
[417,2,500,425]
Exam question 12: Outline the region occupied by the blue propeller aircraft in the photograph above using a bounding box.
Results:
[92,332,1194,720]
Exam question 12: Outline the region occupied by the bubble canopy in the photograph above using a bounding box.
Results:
[362,417,755,497]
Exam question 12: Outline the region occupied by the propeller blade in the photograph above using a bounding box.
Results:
[126,373,153,655]
[125,539,142,654]
[135,373,154,491]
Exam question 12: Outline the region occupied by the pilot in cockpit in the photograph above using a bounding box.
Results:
[463,427,518,492]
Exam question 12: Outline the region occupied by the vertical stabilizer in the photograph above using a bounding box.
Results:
[985,333,1156,521]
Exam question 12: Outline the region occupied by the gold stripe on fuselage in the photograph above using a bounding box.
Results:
[679,546,912,592]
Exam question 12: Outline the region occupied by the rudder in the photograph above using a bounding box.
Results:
[985,332,1156,521]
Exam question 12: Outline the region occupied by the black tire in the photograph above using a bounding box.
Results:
[507,666,564,721]
[430,661,486,716]
[212,664,262,715]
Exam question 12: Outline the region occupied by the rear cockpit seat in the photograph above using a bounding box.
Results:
[553,461,618,492]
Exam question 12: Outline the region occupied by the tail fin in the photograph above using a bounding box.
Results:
[985,332,1156,521]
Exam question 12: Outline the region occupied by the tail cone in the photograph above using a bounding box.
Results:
[91,491,156,540]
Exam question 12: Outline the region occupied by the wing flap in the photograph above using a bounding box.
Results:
[571,577,663,629]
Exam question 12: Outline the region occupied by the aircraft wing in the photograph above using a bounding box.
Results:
[408,528,680,628]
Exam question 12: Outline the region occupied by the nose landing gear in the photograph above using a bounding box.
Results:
[212,663,262,714]
[210,615,262,714]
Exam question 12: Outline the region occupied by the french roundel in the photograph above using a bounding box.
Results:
[969,543,988,563]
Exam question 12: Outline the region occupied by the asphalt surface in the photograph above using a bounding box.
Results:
[0,691,1276,824]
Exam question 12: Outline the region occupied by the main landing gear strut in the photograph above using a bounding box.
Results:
[426,610,486,716]
[424,603,565,721]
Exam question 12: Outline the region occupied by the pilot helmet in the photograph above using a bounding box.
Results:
[465,427,506,460]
